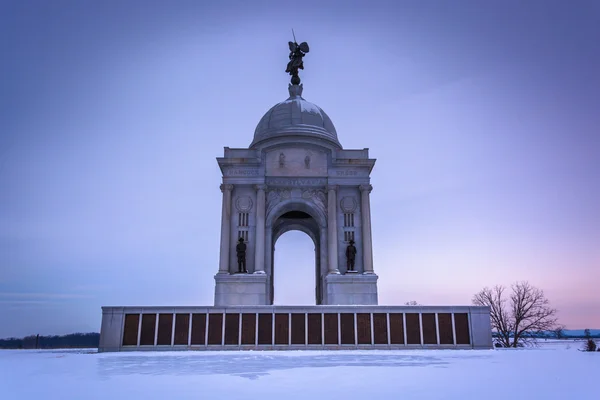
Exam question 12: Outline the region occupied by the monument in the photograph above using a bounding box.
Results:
[214,37,377,307]
[98,38,493,352]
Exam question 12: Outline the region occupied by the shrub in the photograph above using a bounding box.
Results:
[584,338,597,352]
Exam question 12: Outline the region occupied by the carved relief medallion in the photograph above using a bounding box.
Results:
[340,196,358,213]
[235,196,253,212]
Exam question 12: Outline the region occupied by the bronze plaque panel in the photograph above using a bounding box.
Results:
[241,313,256,345]
[274,313,289,345]
[438,313,454,344]
[140,314,156,346]
[406,313,421,344]
[174,314,190,345]
[340,313,355,345]
[422,313,437,344]
[190,313,206,345]
[257,313,273,345]
[307,313,322,345]
[291,313,306,345]
[224,313,240,345]
[373,313,388,344]
[389,313,404,344]
[324,313,338,345]
[207,313,223,345]
[454,313,471,345]
[122,314,139,346]
[357,313,371,344]
[157,314,173,345]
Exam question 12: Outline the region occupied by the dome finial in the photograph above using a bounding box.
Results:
[288,83,303,98]
[285,35,309,85]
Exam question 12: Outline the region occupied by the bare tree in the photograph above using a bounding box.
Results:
[472,281,559,348]
[553,326,566,340]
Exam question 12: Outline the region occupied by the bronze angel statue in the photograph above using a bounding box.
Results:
[286,40,309,84]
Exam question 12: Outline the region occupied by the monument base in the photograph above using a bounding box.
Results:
[324,273,378,305]
[98,304,494,352]
[214,273,269,306]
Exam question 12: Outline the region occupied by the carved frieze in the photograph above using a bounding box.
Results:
[335,170,359,177]
[266,188,291,216]
[301,189,327,216]
[266,177,327,187]
[265,148,327,177]
[224,168,259,177]
[265,187,327,218]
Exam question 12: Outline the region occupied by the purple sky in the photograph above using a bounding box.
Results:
[1,0,599,337]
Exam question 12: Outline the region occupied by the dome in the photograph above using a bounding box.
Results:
[250,84,341,148]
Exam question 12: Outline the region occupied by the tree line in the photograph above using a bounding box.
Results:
[0,333,99,349]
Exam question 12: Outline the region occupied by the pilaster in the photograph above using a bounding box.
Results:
[254,184,267,274]
[327,185,340,274]
[359,184,374,274]
[218,184,234,274]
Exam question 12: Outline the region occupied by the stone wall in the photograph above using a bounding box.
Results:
[99,305,493,352]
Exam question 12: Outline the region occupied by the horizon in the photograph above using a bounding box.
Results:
[1,0,599,337]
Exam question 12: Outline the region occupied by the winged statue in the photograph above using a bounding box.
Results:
[286,41,309,84]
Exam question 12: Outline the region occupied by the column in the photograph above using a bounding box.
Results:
[254,184,266,274]
[327,185,340,274]
[218,184,233,274]
[359,184,374,274]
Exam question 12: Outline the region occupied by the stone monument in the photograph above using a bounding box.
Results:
[97,38,493,352]
[214,38,378,306]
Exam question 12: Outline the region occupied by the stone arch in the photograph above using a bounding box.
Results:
[265,198,328,305]
[266,197,327,229]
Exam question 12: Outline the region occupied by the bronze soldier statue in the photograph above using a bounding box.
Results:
[346,240,357,272]
[236,237,247,273]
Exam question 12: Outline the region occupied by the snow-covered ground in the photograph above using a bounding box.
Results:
[1,340,596,399]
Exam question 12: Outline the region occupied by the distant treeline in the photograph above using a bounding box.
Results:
[492,330,600,339]
[0,333,99,349]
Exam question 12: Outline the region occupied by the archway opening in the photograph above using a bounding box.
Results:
[280,211,312,219]
[273,230,315,305]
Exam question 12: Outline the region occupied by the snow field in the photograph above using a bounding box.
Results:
[0,340,596,400]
